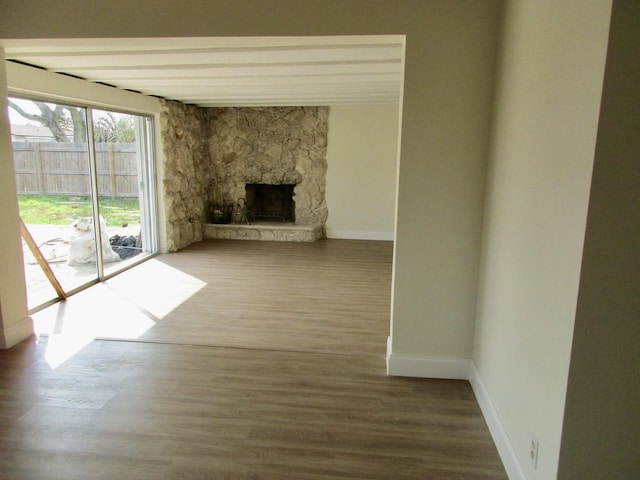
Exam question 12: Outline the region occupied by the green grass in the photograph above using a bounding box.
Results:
[18,194,140,227]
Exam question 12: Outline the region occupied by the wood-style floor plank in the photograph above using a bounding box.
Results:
[1,239,506,479]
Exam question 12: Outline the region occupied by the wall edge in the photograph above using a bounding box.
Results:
[469,361,527,480]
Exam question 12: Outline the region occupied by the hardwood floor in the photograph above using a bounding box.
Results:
[1,239,507,479]
[32,239,394,356]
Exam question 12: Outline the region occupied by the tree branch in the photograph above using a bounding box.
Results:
[8,100,43,123]
[9,100,71,142]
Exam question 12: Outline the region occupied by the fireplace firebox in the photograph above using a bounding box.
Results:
[245,184,295,223]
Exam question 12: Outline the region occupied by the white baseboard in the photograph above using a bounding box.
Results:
[469,362,526,480]
[0,316,34,349]
[325,229,394,241]
[386,352,470,379]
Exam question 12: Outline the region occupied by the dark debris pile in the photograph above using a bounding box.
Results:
[109,234,142,260]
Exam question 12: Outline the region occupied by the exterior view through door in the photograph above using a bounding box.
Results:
[9,97,159,311]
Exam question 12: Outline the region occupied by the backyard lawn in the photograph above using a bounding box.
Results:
[18,194,140,227]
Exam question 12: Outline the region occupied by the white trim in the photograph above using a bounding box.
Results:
[386,353,470,379]
[0,316,34,349]
[6,61,160,115]
[469,362,526,480]
[325,229,394,241]
[0,36,407,50]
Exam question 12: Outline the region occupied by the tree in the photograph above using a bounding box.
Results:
[8,100,87,142]
[9,99,136,143]
[93,113,135,143]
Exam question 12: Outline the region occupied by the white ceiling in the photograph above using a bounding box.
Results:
[1,36,404,107]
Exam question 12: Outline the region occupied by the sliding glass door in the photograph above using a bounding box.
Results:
[11,98,98,308]
[10,97,158,311]
[91,108,157,278]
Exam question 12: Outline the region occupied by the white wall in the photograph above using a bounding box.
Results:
[472,1,612,479]
[0,50,31,347]
[325,104,399,241]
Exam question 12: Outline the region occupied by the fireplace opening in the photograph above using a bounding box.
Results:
[245,184,295,223]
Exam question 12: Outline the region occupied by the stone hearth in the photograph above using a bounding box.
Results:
[203,222,323,242]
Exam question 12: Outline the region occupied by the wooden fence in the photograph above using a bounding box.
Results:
[13,142,139,198]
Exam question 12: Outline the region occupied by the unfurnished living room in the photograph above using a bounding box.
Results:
[0,1,638,480]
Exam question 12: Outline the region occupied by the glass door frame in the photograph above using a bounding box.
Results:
[87,106,159,283]
[9,94,160,312]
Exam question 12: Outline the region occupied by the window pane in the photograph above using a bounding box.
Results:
[10,97,98,310]
[91,109,157,278]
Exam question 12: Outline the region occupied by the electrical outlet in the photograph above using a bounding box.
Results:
[530,433,539,469]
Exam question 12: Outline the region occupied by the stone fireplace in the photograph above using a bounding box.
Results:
[206,106,328,240]
[159,102,328,248]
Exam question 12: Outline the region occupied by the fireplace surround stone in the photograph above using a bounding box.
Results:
[208,106,328,227]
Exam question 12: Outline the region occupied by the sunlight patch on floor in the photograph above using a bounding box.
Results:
[32,258,207,369]
[103,259,208,320]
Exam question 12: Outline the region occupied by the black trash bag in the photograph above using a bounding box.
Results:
[109,233,142,260]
